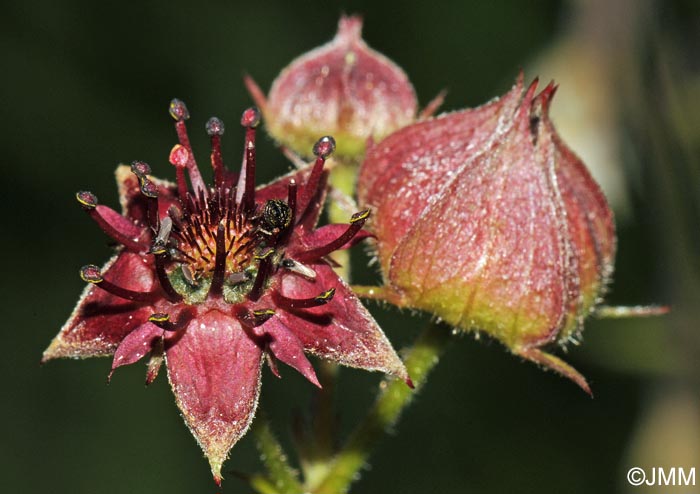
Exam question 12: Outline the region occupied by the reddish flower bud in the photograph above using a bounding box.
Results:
[246,15,417,160]
[358,75,616,393]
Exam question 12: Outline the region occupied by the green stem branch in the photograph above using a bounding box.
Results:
[311,322,452,494]
[252,411,304,494]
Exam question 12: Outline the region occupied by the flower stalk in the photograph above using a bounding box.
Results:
[311,322,451,494]
[252,412,304,494]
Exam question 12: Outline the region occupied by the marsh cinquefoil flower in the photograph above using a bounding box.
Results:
[43,101,409,482]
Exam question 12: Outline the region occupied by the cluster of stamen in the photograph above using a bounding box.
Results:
[75,99,371,328]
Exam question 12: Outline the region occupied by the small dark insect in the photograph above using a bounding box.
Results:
[260,199,292,235]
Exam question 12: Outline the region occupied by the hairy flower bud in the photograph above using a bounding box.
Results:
[246,15,417,161]
[358,75,616,393]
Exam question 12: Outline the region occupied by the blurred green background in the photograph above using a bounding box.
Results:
[3,0,699,493]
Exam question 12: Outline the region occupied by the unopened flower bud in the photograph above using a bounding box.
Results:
[358,75,616,393]
[246,15,417,161]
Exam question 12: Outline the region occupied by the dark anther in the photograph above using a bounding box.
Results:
[131,160,152,178]
[295,209,371,263]
[206,117,225,136]
[80,265,159,303]
[312,135,336,158]
[149,312,178,331]
[149,242,167,255]
[76,191,98,210]
[138,177,159,198]
[80,265,103,284]
[273,287,336,310]
[251,309,275,326]
[76,191,144,251]
[149,309,194,331]
[350,209,371,224]
[149,313,170,323]
[169,98,190,121]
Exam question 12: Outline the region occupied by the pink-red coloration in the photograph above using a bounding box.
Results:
[358,75,616,394]
[43,102,408,482]
[246,15,417,161]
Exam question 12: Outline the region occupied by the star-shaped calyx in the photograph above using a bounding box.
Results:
[43,101,409,483]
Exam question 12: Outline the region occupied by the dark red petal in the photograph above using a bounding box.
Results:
[275,263,408,383]
[109,321,163,380]
[298,223,373,253]
[93,204,147,244]
[43,252,157,361]
[255,317,321,388]
[165,309,263,482]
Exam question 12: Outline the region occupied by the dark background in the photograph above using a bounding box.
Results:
[3,1,699,493]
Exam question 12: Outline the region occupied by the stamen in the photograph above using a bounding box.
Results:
[168,144,190,198]
[148,313,175,331]
[294,209,370,263]
[206,117,225,187]
[131,165,160,229]
[251,309,276,325]
[169,98,206,195]
[273,287,336,310]
[80,265,159,303]
[239,107,261,212]
[249,257,272,302]
[275,180,298,245]
[209,222,228,298]
[130,160,151,178]
[149,309,195,331]
[154,253,183,303]
[235,307,276,328]
[287,179,297,225]
[76,191,144,252]
[298,135,335,218]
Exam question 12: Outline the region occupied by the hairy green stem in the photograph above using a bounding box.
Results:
[252,412,304,494]
[311,322,452,494]
[300,158,358,488]
[300,360,340,489]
